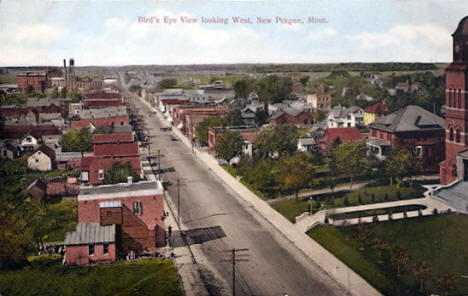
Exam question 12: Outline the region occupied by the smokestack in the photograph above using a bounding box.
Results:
[63,59,67,73]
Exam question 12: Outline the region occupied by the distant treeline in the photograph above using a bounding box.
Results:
[253,63,440,73]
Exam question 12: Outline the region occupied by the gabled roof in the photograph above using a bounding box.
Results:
[32,144,56,160]
[1,125,60,139]
[325,127,362,142]
[365,102,390,114]
[64,223,116,245]
[369,105,444,133]
[92,133,133,144]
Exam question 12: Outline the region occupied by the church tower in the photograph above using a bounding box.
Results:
[440,15,468,184]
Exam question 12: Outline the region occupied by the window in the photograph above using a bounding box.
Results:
[133,201,142,215]
[35,159,39,163]
[456,129,461,143]
[26,137,32,143]
[450,128,454,141]
[449,89,453,107]
[88,245,95,256]
[415,146,423,158]
[103,244,109,255]
[458,89,461,108]
[3,150,7,157]
[98,169,104,180]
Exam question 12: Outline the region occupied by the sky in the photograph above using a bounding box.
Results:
[0,0,467,66]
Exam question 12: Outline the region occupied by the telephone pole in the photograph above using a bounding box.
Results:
[177,178,180,224]
[222,248,249,296]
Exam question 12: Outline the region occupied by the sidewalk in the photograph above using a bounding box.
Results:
[138,96,381,296]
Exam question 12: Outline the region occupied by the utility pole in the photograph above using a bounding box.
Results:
[158,149,161,174]
[222,248,249,296]
[177,178,180,224]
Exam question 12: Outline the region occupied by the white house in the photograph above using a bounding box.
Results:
[20,133,40,151]
[28,145,56,171]
[327,106,364,128]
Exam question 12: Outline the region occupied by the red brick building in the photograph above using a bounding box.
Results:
[64,181,165,265]
[81,133,140,185]
[318,127,362,154]
[369,105,445,172]
[440,16,468,184]
[17,72,50,92]
[172,106,228,140]
[269,107,313,127]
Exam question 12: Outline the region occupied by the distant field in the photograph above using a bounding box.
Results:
[0,257,183,296]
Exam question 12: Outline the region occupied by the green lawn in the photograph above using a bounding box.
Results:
[309,214,468,296]
[271,183,425,223]
[0,257,183,296]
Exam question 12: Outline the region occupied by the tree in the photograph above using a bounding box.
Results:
[353,225,371,251]
[104,162,140,184]
[51,87,60,99]
[385,147,419,187]
[390,247,408,278]
[238,157,277,193]
[195,116,224,145]
[254,125,298,158]
[330,141,369,189]
[157,78,177,89]
[277,153,315,201]
[372,238,390,263]
[413,261,432,293]
[255,75,292,115]
[59,87,67,98]
[224,111,244,126]
[233,79,254,99]
[436,272,457,296]
[25,85,34,95]
[0,193,36,270]
[214,131,244,163]
[60,128,92,152]
[299,75,310,86]
[254,109,269,126]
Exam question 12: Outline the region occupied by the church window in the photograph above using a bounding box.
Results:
[450,128,454,141]
[456,129,461,143]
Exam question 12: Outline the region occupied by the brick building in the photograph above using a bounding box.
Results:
[306,84,331,112]
[17,72,49,92]
[440,15,468,184]
[80,132,140,185]
[172,106,228,140]
[64,181,165,265]
[269,107,313,127]
[368,105,445,172]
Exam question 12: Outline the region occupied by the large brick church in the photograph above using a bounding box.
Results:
[439,15,468,185]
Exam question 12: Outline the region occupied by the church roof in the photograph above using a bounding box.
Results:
[453,15,468,37]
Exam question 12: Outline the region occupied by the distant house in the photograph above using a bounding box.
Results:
[367,105,445,171]
[27,177,79,199]
[20,133,40,151]
[208,126,259,156]
[298,137,316,152]
[269,107,313,127]
[64,180,165,265]
[306,84,331,112]
[0,140,21,159]
[70,116,129,130]
[0,124,60,141]
[28,144,56,171]
[318,127,363,154]
[327,106,364,128]
[364,102,390,126]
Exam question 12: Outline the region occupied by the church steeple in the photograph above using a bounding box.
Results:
[452,16,468,62]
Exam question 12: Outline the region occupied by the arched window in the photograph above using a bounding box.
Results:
[450,128,454,141]
[458,89,462,108]
[456,129,461,143]
[449,89,453,107]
